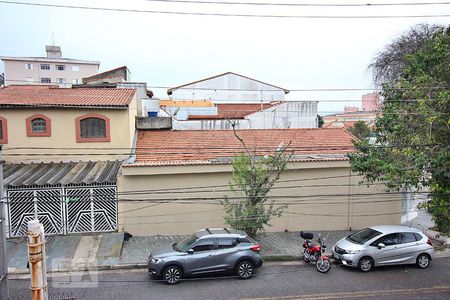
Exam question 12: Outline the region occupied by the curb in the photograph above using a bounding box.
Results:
[8,250,450,275]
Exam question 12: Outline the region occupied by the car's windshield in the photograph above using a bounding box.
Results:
[346,228,382,245]
[174,234,198,252]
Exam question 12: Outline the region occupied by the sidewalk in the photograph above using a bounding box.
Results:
[6,229,448,274]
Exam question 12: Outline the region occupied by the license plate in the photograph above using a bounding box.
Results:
[333,253,340,260]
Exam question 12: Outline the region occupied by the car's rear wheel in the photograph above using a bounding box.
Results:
[236,260,254,279]
[358,257,374,272]
[416,253,431,269]
[163,265,182,285]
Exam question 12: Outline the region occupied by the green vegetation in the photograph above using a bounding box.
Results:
[222,126,292,237]
[349,25,450,234]
[347,121,372,140]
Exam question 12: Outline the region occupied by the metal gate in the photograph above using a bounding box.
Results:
[6,184,117,237]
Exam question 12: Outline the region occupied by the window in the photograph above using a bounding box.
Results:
[218,238,238,249]
[57,78,66,84]
[75,114,110,143]
[56,65,66,71]
[72,66,79,71]
[25,63,33,70]
[40,78,51,84]
[371,233,399,247]
[26,114,51,137]
[0,116,7,144]
[400,232,417,244]
[72,79,79,84]
[40,64,50,70]
[174,234,198,252]
[413,233,423,241]
[26,77,33,82]
[347,228,382,245]
[192,239,215,252]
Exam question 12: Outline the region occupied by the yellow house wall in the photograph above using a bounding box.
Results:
[118,161,402,236]
[1,96,137,162]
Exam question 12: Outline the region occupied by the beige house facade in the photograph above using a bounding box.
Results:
[118,128,402,236]
[0,85,137,163]
[0,85,137,237]
[1,45,99,86]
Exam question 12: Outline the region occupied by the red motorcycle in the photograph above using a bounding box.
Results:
[300,231,331,273]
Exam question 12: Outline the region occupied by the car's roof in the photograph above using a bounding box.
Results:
[369,225,422,234]
[196,228,248,239]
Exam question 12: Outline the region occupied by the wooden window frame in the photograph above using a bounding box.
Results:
[75,113,110,143]
[0,116,8,144]
[26,114,52,137]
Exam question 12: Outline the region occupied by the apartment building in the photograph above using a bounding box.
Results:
[1,45,99,86]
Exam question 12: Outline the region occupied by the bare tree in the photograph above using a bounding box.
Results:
[370,24,445,84]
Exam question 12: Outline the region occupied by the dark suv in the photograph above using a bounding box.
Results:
[148,228,263,284]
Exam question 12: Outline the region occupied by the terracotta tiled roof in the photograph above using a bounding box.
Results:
[0,85,135,108]
[188,103,274,120]
[132,128,355,166]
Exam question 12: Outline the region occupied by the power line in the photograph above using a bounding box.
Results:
[3,79,450,93]
[2,143,443,151]
[1,191,418,203]
[142,0,450,7]
[0,1,449,18]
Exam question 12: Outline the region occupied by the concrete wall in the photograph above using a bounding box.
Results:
[136,117,172,130]
[3,59,99,86]
[118,160,402,236]
[1,98,137,162]
[170,73,286,103]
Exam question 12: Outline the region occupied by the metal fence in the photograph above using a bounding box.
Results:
[6,184,117,237]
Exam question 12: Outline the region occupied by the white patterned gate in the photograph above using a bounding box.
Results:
[6,184,117,237]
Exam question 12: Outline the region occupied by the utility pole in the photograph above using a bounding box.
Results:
[27,219,48,300]
[0,145,9,300]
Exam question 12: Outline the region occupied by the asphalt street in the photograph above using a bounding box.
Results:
[8,257,450,300]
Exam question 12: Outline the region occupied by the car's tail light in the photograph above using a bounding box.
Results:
[427,238,432,246]
[250,243,261,252]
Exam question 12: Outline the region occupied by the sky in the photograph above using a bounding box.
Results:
[0,0,449,113]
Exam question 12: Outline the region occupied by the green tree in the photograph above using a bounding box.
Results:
[347,121,371,140]
[349,25,450,234]
[0,73,4,87]
[317,115,324,128]
[222,125,292,237]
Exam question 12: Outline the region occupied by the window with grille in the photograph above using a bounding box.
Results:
[41,78,51,84]
[40,64,50,70]
[56,65,66,71]
[26,114,51,137]
[80,118,106,138]
[31,118,47,133]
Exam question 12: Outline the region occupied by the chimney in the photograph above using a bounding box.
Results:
[45,45,62,58]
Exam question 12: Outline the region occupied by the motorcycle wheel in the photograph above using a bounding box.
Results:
[316,258,331,273]
[302,249,310,263]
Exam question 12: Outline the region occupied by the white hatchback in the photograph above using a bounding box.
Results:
[332,225,434,272]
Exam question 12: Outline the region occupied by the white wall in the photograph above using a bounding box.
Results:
[170,73,286,103]
[171,101,318,130]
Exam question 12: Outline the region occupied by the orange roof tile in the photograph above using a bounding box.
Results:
[133,128,355,166]
[0,85,135,108]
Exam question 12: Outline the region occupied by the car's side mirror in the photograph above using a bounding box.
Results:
[187,249,194,254]
[378,243,385,249]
